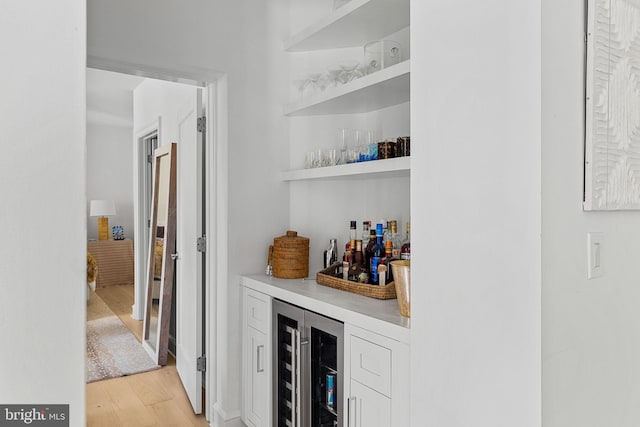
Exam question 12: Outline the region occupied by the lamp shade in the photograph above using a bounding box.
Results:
[90,200,116,217]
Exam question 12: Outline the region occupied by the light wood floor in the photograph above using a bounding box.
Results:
[87,285,209,427]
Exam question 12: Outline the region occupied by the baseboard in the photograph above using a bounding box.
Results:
[211,403,243,427]
[131,303,143,320]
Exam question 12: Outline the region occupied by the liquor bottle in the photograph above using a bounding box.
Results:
[382,240,398,284]
[364,228,376,274]
[362,221,371,248]
[369,224,384,285]
[382,220,391,245]
[389,220,402,258]
[354,240,364,268]
[344,220,357,265]
[350,240,368,283]
[401,222,411,260]
[349,220,357,267]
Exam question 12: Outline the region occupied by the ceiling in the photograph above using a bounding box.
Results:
[86,68,145,128]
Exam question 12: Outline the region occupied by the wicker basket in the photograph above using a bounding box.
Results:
[272,230,309,279]
[316,262,397,300]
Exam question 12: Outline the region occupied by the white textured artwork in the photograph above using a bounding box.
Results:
[585,0,640,210]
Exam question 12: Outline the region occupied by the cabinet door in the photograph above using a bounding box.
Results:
[349,380,391,427]
[246,326,269,427]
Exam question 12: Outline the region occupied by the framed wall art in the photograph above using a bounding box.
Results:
[584,0,640,210]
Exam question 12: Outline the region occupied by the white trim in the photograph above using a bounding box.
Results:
[211,402,242,427]
[88,55,222,87]
[132,118,161,321]
[88,57,229,425]
[209,75,230,425]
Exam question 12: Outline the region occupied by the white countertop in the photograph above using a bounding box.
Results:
[241,274,410,344]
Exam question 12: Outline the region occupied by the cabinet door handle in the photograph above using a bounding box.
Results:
[256,344,264,373]
[348,396,357,427]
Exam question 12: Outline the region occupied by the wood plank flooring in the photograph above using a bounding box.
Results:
[87,285,208,427]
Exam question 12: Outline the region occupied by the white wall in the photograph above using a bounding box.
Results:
[411,1,541,426]
[542,2,640,426]
[0,1,86,426]
[86,123,134,239]
[89,1,290,423]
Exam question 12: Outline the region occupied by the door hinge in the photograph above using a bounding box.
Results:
[197,116,206,133]
[197,356,206,372]
[147,154,153,164]
[197,236,207,253]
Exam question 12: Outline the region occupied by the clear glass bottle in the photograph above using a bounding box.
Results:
[362,221,371,249]
[401,222,411,260]
[389,220,402,258]
[382,220,391,245]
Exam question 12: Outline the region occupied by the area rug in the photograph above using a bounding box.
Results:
[86,293,159,383]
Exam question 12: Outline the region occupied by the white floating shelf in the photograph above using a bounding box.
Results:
[285,0,410,52]
[285,60,410,116]
[281,156,410,181]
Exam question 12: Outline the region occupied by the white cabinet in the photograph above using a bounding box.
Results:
[240,277,411,427]
[345,324,410,427]
[348,380,391,427]
[242,287,272,427]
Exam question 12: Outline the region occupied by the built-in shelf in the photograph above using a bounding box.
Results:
[281,156,410,181]
[284,60,410,116]
[284,0,410,52]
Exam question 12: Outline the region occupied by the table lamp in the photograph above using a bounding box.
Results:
[90,200,116,240]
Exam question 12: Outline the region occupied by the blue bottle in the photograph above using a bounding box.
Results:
[370,224,384,285]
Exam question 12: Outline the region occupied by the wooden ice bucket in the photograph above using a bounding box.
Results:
[271,230,309,279]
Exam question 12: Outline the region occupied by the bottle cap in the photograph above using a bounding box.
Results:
[370,229,376,237]
[376,223,383,236]
[350,220,357,229]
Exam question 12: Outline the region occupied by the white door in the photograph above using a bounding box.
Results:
[176,88,205,414]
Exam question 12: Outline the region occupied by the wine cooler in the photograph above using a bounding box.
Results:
[272,299,344,427]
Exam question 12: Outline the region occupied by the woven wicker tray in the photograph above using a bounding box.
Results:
[316,263,397,300]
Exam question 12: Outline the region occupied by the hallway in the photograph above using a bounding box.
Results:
[86,286,208,426]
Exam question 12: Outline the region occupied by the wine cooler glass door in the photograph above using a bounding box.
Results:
[273,300,306,427]
[306,312,344,427]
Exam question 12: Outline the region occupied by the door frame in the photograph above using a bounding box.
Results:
[133,119,161,321]
[87,56,228,422]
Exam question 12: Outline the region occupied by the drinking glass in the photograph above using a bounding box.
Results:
[304,151,317,169]
[337,128,356,164]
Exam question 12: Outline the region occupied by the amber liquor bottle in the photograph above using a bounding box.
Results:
[401,222,411,260]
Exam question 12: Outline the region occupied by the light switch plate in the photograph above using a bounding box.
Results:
[587,232,604,279]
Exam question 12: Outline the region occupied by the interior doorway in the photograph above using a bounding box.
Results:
[85,64,216,421]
